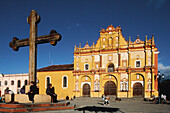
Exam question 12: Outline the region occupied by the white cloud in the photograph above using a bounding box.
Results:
[159,63,170,70]
[158,63,170,79]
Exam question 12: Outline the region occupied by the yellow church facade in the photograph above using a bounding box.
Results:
[37,25,159,100]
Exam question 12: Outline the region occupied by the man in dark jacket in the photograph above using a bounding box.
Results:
[28,81,38,103]
[46,84,57,102]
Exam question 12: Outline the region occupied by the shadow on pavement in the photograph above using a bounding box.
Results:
[75,106,123,113]
[97,102,104,105]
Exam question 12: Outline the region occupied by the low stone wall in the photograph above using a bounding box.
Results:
[15,94,30,103]
[34,94,51,103]
[5,94,51,103]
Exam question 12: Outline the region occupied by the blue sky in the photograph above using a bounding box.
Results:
[0,0,170,78]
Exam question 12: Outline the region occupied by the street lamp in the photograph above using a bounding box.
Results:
[157,71,164,104]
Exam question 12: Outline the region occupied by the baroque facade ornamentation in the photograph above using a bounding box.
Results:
[37,25,159,99]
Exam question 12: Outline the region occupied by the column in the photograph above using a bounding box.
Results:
[128,51,131,67]
[151,50,155,66]
[92,55,94,69]
[100,54,102,68]
[128,72,131,98]
[118,32,120,48]
[118,52,121,67]
[145,50,148,66]
[151,71,155,96]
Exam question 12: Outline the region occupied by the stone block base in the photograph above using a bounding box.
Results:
[5,94,51,103]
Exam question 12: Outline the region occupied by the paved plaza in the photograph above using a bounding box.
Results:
[29,98,170,113]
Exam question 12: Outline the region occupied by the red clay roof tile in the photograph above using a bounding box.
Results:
[37,64,74,72]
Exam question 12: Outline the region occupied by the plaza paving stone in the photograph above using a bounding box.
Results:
[29,98,170,113]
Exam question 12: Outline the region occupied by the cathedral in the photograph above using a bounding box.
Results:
[37,25,159,100]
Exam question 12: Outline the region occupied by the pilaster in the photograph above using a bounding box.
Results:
[99,54,102,68]
[151,50,155,66]
[92,55,94,69]
[145,50,148,66]
[118,52,121,67]
[128,51,131,67]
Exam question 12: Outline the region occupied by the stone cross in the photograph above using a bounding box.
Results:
[9,10,62,84]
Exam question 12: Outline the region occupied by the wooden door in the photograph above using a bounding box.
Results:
[133,83,143,96]
[104,81,117,95]
[83,84,90,97]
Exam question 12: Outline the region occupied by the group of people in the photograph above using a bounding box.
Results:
[27,82,57,103]
[3,81,57,103]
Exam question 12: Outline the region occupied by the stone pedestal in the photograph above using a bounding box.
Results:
[25,85,30,93]
[5,94,51,103]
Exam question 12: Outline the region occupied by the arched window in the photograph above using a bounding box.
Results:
[84,64,89,71]
[24,80,28,85]
[11,80,14,85]
[17,80,21,88]
[63,76,68,88]
[108,64,114,72]
[46,77,51,87]
[4,81,8,85]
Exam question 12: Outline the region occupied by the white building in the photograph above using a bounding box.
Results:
[0,73,29,96]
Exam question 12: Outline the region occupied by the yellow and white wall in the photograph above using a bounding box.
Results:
[38,25,159,99]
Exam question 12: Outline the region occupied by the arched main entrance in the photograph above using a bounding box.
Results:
[83,83,90,97]
[133,83,143,96]
[104,81,117,95]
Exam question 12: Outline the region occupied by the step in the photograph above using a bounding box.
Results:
[0,102,69,108]
[0,101,74,112]
[0,105,74,112]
